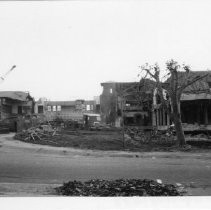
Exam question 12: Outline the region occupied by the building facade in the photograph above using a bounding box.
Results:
[0,91,35,131]
[100,80,155,127]
[152,71,211,132]
[0,91,34,120]
[35,99,99,121]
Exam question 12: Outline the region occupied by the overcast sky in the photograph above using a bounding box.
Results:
[0,0,211,101]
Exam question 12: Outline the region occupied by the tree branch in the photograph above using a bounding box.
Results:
[178,73,208,93]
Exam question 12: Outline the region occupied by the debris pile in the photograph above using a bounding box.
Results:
[55,179,181,196]
[124,127,176,148]
[125,127,145,139]
[14,124,59,142]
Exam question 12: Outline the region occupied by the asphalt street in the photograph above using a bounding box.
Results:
[0,134,211,196]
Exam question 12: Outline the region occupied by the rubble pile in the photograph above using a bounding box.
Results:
[124,127,176,147]
[14,124,59,142]
[55,179,181,196]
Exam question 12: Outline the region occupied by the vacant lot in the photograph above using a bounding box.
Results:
[14,128,211,152]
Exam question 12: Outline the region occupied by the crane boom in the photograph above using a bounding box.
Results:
[0,65,16,83]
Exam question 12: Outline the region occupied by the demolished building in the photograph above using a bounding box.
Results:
[100,71,211,132]
[0,91,35,131]
[100,79,155,128]
[153,71,211,132]
[0,91,34,119]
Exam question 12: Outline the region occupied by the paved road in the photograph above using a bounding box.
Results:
[0,134,211,196]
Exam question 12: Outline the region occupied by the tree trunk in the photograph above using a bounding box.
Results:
[173,113,186,146]
[171,97,186,147]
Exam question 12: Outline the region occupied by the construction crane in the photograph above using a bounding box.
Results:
[0,65,16,84]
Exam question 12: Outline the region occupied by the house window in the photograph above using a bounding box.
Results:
[53,106,56,112]
[22,106,30,114]
[110,88,113,94]
[86,105,90,111]
[4,105,12,114]
[18,106,22,114]
[57,105,61,111]
[90,105,94,110]
[38,106,44,114]
[47,106,51,111]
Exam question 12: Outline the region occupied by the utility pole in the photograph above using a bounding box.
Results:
[121,94,125,149]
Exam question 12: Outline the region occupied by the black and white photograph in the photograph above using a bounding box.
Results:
[0,0,211,209]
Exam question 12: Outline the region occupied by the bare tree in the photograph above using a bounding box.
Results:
[140,59,208,147]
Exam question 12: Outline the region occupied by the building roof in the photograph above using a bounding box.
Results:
[115,79,155,98]
[0,91,33,101]
[83,113,100,117]
[164,70,211,93]
[101,79,155,92]
[181,93,211,101]
[46,101,76,106]
[46,100,95,106]
[84,100,95,105]
[101,81,139,86]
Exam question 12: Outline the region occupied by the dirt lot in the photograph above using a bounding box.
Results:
[14,128,211,152]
